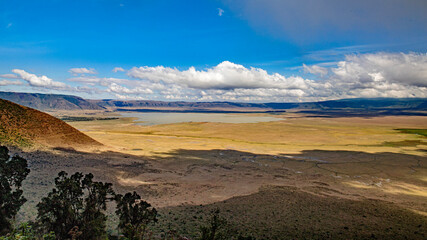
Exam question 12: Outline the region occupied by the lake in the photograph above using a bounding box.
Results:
[119,112,283,125]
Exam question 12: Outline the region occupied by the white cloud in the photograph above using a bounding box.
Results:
[303,64,328,77]
[331,52,427,87]
[68,76,130,86]
[0,73,19,79]
[122,53,427,101]
[0,80,22,86]
[114,94,147,100]
[304,52,427,99]
[6,23,12,28]
[5,52,426,102]
[218,8,224,16]
[128,61,314,90]
[69,68,97,75]
[118,61,328,101]
[107,83,153,95]
[75,85,104,94]
[12,69,69,89]
[112,67,125,72]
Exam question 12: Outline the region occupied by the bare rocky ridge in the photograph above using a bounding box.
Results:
[0,98,102,148]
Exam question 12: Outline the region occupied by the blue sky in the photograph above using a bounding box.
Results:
[0,0,426,102]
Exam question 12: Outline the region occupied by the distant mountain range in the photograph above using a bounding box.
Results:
[0,98,101,148]
[1,91,426,112]
[0,91,104,110]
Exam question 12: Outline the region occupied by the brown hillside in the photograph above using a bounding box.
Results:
[0,98,101,148]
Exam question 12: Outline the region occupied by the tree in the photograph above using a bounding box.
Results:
[80,173,115,238]
[0,146,30,235]
[198,209,231,240]
[115,191,158,240]
[36,171,114,240]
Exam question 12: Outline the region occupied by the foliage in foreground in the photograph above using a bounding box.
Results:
[0,146,30,235]
[115,192,158,240]
[198,209,230,240]
[36,171,115,240]
[0,223,55,240]
[0,145,254,240]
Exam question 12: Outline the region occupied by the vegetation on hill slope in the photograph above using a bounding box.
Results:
[0,99,101,148]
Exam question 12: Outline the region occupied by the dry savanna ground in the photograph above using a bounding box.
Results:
[63,112,427,209]
[15,111,427,238]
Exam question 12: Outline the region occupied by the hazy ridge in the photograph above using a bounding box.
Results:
[1,91,427,112]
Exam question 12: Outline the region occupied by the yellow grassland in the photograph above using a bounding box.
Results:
[68,113,427,157]
[60,113,427,212]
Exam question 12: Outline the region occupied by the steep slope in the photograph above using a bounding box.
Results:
[0,99,101,148]
[0,91,104,111]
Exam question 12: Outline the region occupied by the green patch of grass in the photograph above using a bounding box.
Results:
[383,140,427,147]
[0,130,33,148]
[395,129,427,137]
[60,116,120,122]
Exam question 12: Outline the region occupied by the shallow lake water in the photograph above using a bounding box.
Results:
[119,112,283,126]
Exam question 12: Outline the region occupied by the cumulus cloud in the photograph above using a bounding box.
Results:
[112,67,125,72]
[121,61,329,101]
[12,69,69,89]
[119,52,427,101]
[322,52,427,98]
[331,52,427,87]
[114,94,147,100]
[0,80,22,86]
[69,68,97,75]
[5,52,426,102]
[107,83,153,94]
[303,64,328,77]
[128,61,314,90]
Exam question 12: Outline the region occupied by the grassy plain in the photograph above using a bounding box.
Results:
[64,113,427,207]
[69,113,427,156]
[15,111,427,238]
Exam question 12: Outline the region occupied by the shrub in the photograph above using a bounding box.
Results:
[0,146,30,235]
